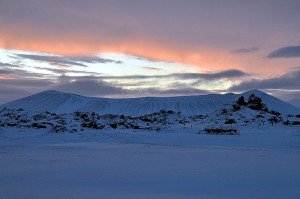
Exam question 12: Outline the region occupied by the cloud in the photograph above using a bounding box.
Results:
[51,75,128,97]
[142,66,163,71]
[33,66,104,76]
[133,87,211,97]
[0,68,13,74]
[267,46,300,58]
[51,75,212,98]
[0,0,299,72]
[0,78,55,104]
[0,66,296,104]
[222,68,300,101]
[0,65,248,104]
[15,54,87,67]
[0,73,215,104]
[0,65,47,78]
[0,87,34,104]
[65,55,122,64]
[132,54,172,63]
[230,47,259,54]
[15,54,120,67]
[229,69,300,91]
[102,69,247,81]
[0,62,19,67]
[0,75,126,104]
[0,78,54,88]
[171,69,247,80]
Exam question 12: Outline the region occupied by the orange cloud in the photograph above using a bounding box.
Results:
[0,30,243,72]
[0,75,14,79]
[1,30,295,77]
[0,0,299,77]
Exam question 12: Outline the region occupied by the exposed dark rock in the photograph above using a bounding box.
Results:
[225,119,236,124]
[270,110,281,116]
[32,123,47,129]
[232,104,241,111]
[204,128,239,135]
[109,123,118,129]
[247,94,265,111]
[237,96,247,106]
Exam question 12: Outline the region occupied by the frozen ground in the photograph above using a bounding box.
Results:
[0,126,300,199]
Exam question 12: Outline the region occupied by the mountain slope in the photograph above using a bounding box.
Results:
[241,90,299,114]
[1,90,299,115]
[288,98,300,109]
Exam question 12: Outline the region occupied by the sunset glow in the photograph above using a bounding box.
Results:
[0,0,299,103]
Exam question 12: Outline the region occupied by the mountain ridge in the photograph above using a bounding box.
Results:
[1,90,299,116]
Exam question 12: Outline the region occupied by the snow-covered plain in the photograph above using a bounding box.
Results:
[0,90,300,199]
[0,126,300,199]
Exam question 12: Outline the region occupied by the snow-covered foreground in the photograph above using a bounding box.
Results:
[0,127,300,199]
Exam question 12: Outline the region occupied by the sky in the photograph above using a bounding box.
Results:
[0,0,300,103]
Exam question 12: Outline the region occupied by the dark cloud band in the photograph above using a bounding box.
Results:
[230,47,259,54]
[15,54,121,67]
[229,69,300,91]
[268,46,300,58]
[101,69,247,81]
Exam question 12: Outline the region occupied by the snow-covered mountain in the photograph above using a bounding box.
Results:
[1,90,299,115]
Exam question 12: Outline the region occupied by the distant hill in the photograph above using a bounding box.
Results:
[1,90,299,116]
